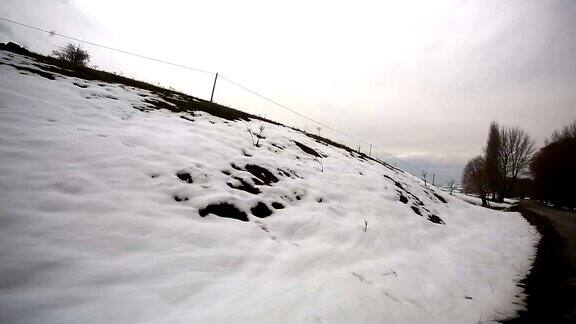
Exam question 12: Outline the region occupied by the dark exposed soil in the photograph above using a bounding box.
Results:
[427,214,445,225]
[227,177,261,194]
[384,175,425,207]
[199,203,249,222]
[271,202,285,209]
[180,115,195,123]
[270,143,285,150]
[385,175,444,225]
[0,61,56,80]
[293,140,322,158]
[230,163,243,171]
[410,206,422,216]
[277,168,300,179]
[251,202,273,218]
[433,192,448,203]
[277,169,291,178]
[176,172,194,183]
[244,164,279,185]
[73,82,88,88]
[384,174,405,190]
[398,193,409,204]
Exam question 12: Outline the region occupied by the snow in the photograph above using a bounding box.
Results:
[0,51,539,323]
[454,193,513,209]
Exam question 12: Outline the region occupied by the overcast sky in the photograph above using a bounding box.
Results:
[1,0,575,183]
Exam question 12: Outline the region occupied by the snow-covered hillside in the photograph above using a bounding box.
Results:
[0,50,538,323]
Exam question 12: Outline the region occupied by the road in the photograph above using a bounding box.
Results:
[506,200,576,323]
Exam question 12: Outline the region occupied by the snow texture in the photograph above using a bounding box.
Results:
[454,193,514,209]
[0,51,539,323]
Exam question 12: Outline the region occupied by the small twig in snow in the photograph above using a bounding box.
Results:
[314,157,324,172]
[382,270,397,278]
[244,122,256,146]
[244,123,265,147]
[255,124,265,146]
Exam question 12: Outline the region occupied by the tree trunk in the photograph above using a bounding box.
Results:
[497,189,506,203]
[481,193,488,207]
[504,175,518,199]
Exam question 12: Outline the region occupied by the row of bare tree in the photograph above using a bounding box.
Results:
[462,122,536,206]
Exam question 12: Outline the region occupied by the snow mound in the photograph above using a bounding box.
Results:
[0,51,538,323]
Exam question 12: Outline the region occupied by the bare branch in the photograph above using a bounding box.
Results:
[421,170,428,187]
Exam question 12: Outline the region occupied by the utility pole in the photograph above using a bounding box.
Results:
[369,144,372,156]
[210,72,218,102]
[432,174,436,186]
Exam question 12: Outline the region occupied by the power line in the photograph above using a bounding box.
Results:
[0,16,215,75]
[219,75,369,143]
[219,75,455,181]
[219,74,406,164]
[1,16,450,180]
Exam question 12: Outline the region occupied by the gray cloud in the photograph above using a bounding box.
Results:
[0,21,15,41]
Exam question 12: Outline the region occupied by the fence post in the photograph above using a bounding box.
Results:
[210,72,218,102]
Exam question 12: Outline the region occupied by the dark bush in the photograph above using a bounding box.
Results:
[462,155,489,206]
[531,136,576,208]
[52,43,90,66]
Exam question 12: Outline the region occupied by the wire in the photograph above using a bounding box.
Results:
[0,16,215,75]
[219,74,414,166]
[219,75,454,181]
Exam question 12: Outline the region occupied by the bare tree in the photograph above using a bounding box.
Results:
[483,121,502,200]
[421,170,427,187]
[498,126,536,200]
[257,125,265,140]
[51,43,90,66]
[547,120,576,144]
[462,156,489,206]
[447,179,456,195]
